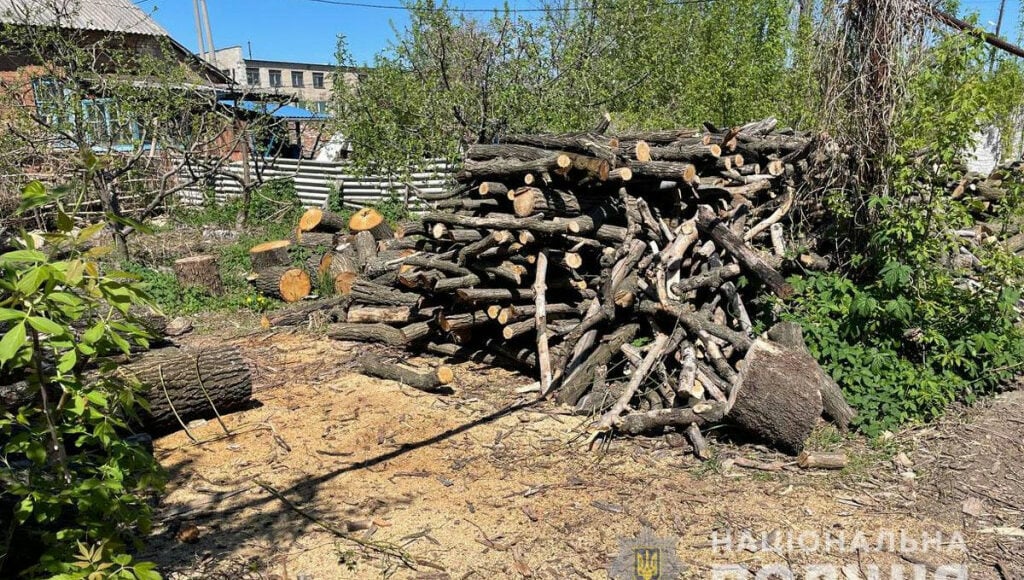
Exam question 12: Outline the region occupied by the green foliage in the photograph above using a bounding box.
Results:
[0,183,165,578]
[780,32,1024,436]
[174,180,303,239]
[331,0,806,175]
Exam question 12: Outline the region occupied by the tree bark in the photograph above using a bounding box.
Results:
[118,345,252,435]
[249,240,292,271]
[173,255,224,295]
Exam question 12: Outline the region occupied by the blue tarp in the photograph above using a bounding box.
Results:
[218,99,328,121]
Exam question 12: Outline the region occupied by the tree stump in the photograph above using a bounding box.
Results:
[767,321,857,431]
[349,207,394,240]
[729,339,823,454]
[116,345,252,435]
[249,240,292,271]
[298,208,348,233]
[252,267,311,302]
[173,255,224,295]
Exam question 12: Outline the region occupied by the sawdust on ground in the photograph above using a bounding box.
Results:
[143,327,1022,579]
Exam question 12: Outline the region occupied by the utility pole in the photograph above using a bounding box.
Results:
[192,0,216,62]
[989,0,1007,69]
[192,0,206,60]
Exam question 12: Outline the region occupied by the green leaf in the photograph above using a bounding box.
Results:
[16,266,48,296]
[27,316,65,336]
[82,322,105,345]
[0,322,26,364]
[57,208,74,233]
[25,440,46,464]
[58,349,78,373]
[0,308,25,322]
[76,223,106,244]
[0,250,47,265]
[105,212,153,235]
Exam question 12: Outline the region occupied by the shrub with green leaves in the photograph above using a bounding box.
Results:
[780,31,1024,435]
[0,183,163,578]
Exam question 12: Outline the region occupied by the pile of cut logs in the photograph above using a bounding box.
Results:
[266,118,856,455]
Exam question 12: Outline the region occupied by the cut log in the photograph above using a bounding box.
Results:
[512,187,581,217]
[345,305,411,324]
[357,352,454,392]
[327,323,406,345]
[267,297,348,327]
[352,230,378,269]
[299,208,348,233]
[294,230,336,249]
[249,240,292,271]
[616,402,729,435]
[252,266,311,303]
[349,278,421,306]
[557,323,639,406]
[697,206,793,298]
[729,339,823,454]
[349,207,395,240]
[117,345,252,435]
[767,322,856,431]
[797,451,848,469]
[173,255,224,295]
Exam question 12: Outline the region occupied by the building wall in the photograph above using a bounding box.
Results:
[211,47,357,114]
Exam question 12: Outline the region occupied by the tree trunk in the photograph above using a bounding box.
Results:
[767,322,857,431]
[349,207,394,240]
[173,255,224,295]
[298,208,348,233]
[729,339,824,454]
[118,345,252,435]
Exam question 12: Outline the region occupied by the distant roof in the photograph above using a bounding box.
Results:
[218,100,329,122]
[0,0,168,36]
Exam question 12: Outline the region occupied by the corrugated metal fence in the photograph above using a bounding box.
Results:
[178,158,455,210]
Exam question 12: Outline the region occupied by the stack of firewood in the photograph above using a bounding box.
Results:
[268,118,857,454]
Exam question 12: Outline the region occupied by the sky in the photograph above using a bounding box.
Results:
[144,0,1022,67]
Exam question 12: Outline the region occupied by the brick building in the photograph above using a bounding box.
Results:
[211,46,358,115]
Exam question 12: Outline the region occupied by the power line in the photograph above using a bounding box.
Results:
[301,0,716,13]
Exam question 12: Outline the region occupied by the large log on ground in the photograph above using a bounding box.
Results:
[729,339,823,454]
[252,267,311,302]
[249,240,292,271]
[356,352,454,392]
[117,345,252,435]
[173,255,223,295]
[299,208,348,233]
[767,322,856,431]
[349,207,394,240]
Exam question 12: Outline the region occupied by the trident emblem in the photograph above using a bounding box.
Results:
[634,548,660,580]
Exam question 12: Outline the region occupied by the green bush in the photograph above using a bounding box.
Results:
[173,179,303,238]
[778,31,1024,435]
[0,183,163,578]
[780,272,1024,436]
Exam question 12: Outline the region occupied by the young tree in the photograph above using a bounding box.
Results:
[0,0,258,261]
[330,0,803,174]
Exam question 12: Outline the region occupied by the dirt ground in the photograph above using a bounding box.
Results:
[142,324,1024,579]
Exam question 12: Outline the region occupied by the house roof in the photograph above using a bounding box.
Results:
[219,99,329,122]
[0,0,169,36]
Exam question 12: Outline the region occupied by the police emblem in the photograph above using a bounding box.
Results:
[608,528,685,579]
